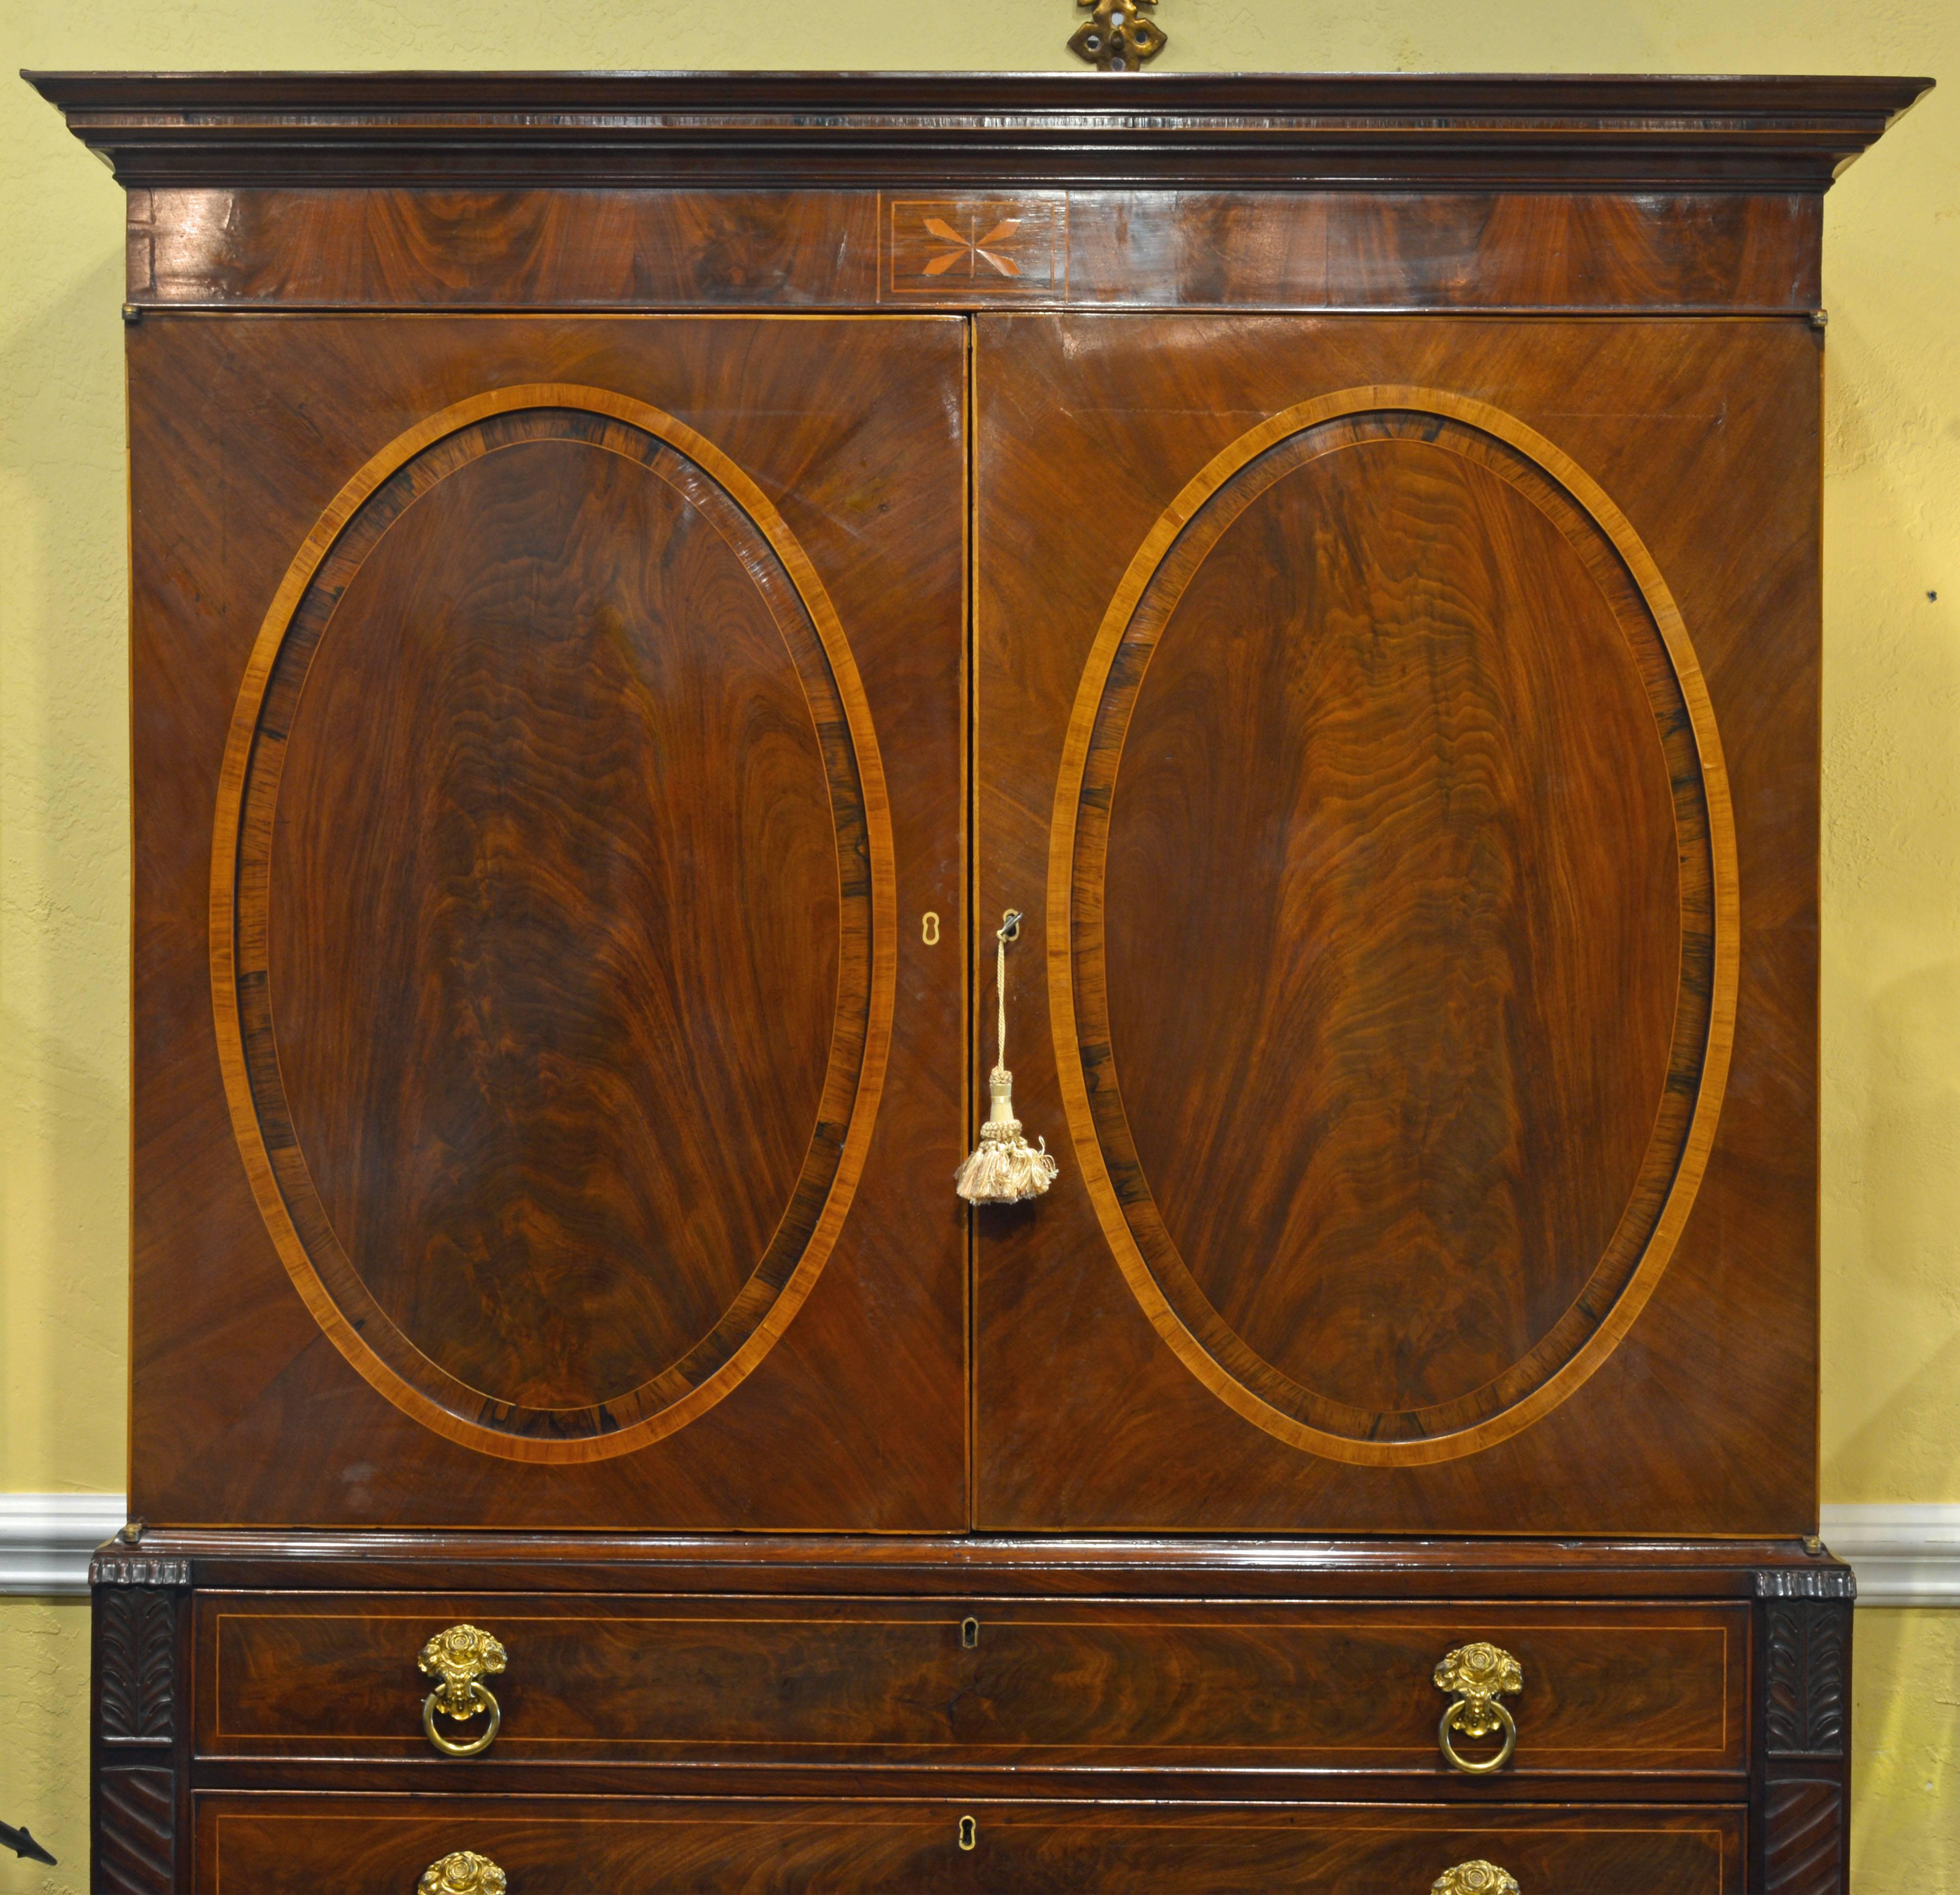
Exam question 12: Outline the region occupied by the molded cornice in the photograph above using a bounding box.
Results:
[22,70,1933,192]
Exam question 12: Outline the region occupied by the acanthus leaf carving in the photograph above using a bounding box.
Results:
[98,1587,176,1742]
[1765,1598,1848,1757]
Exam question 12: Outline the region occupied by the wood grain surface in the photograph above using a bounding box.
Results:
[120,185,1825,315]
[195,1794,1743,1893]
[975,313,1820,1533]
[1052,390,1731,1467]
[131,315,967,1526]
[194,1593,1746,1775]
[217,387,886,1461]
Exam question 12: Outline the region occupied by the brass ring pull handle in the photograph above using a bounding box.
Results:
[419,1851,507,1894]
[1433,1863,1521,1895]
[1438,1695,1517,1774]
[1433,1641,1523,1776]
[418,1625,508,1759]
[423,1682,501,1757]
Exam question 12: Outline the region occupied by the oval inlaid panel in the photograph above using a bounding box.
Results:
[211,386,893,1463]
[1049,387,1737,1467]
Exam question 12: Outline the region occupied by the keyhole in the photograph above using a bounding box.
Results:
[961,1616,980,1649]
[922,910,941,946]
[958,1815,978,1852]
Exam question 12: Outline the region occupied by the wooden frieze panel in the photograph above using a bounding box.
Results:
[118,184,1827,315]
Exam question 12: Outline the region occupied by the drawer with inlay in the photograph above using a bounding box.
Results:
[194,1792,1745,1892]
[194,1593,1748,1775]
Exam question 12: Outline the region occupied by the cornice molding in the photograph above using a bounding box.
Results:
[0,1494,129,1596]
[22,70,1932,193]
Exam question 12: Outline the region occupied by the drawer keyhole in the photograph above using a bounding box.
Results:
[958,1814,978,1852]
[961,1615,980,1649]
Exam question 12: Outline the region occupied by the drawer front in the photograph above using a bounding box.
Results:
[197,1794,1743,1892]
[198,1594,1746,1773]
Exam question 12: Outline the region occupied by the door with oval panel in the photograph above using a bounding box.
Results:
[129,314,969,1529]
[972,313,1821,1534]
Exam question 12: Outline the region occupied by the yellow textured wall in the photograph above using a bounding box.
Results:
[2,0,1954,1887]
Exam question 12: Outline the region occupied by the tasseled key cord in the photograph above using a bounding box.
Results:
[954,909,1060,1204]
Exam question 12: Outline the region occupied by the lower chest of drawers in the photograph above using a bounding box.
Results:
[96,1544,1855,1893]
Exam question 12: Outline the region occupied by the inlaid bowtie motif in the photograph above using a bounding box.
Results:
[921,213,1025,278]
[885,198,1065,299]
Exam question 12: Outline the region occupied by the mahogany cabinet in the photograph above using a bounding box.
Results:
[30,68,1929,1894]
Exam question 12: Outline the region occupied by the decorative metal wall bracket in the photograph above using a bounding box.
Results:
[1070,0,1166,70]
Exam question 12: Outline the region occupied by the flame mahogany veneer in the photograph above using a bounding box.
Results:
[33,69,1926,1895]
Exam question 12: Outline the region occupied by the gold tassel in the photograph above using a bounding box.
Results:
[956,910,1059,1205]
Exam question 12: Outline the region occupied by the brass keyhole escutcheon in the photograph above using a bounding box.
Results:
[922,910,941,945]
[961,1615,980,1649]
[418,1624,508,1758]
[1433,1642,1523,1776]
[958,1814,978,1852]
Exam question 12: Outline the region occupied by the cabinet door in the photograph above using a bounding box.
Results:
[132,316,968,1529]
[974,314,1818,1533]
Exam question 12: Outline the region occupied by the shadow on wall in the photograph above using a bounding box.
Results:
[0,243,130,1485]
[0,1598,89,1895]
[1834,891,1960,1884]
[1853,1602,1960,1890]
[1826,948,1960,1500]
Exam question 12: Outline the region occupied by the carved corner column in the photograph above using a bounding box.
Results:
[1753,1565,1855,1895]
[90,1549,192,1895]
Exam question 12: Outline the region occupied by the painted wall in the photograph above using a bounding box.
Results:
[2,0,1954,1886]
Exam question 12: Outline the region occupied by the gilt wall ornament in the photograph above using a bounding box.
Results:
[1070,0,1166,70]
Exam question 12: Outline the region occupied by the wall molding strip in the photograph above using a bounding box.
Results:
[3,1497,1956,1599]
[0,1494,129,1595]
[1820,1504,1960,1605]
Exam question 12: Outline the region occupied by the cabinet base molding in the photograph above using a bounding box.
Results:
[24,1501,1939,1597]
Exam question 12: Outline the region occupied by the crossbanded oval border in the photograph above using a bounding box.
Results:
[210,384,895,1465]
[1046,384,1739,1468]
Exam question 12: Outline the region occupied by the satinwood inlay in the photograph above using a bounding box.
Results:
[211,383,894,1463]
[885,197,1066,300]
